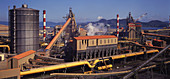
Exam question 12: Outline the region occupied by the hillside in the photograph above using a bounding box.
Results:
[79,19,169,28]
[0,19,168,28]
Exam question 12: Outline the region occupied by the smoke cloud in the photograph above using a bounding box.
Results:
[86,23,107,36]
[97,16,103,20]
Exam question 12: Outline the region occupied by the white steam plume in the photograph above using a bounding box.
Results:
[97,16,103,20]
[86,23,107,36]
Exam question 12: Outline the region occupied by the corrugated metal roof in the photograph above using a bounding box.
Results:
[74,35,117,40]
[12,50,36,60]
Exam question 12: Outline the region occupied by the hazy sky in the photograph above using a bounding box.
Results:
[0,0,170,23]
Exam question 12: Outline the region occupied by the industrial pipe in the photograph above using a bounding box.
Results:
[143,33,170,38]
[20,50,158,76]
[0,45,10,53]
[98,64,112,70]
[50,65,156,76]
[20,59,103,76]
[111,49,158,60]
[123,45,170,79]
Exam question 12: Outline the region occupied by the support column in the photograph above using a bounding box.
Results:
[81,53,84,60]
[109,48,112,56]
[76,53,78,61]
[106,48,109,56]
[90,51,92,59]
[113,48,116,55]
[94,50,97,58]
[98,50,101,57]
[86,51,88,59]
[102,49,104,57]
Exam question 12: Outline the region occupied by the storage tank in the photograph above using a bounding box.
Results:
[9,4,39,54]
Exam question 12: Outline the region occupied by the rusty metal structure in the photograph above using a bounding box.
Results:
[119,13,143,42]
[45,8,79,56]
[64,8,78,41]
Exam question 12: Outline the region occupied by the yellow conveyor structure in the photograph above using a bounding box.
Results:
[20,49,159,76]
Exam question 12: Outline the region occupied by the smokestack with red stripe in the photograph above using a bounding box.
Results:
[43,10,46,41]
[117,14,119,37]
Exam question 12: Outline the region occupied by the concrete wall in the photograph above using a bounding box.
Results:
[0,68,20,79]
[18,53,35,70]
[0,60,8,70]
[7,58,18,69]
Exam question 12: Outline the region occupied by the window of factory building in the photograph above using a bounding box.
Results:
[92,40,94,45]
[108,39,110,43]
[104,40,106,43]
[111,39,113,43]
[115,39,117,43]
[100,40,102,44]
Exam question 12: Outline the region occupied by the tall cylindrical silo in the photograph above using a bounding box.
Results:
[9,4,39,54]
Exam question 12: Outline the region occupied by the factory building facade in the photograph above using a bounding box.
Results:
[65,35,118,61]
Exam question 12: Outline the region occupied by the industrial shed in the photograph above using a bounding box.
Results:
[8,50,36,70]
[65,35,118,61]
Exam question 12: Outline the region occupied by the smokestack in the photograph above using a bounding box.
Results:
[43,10,46,41]
[117,14,119,37]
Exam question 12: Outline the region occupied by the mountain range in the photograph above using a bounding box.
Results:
[0,19,168,27]
[81,19,169,28]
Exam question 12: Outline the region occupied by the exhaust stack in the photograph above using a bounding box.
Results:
[43,10,46,41]
[117,14,119,37]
